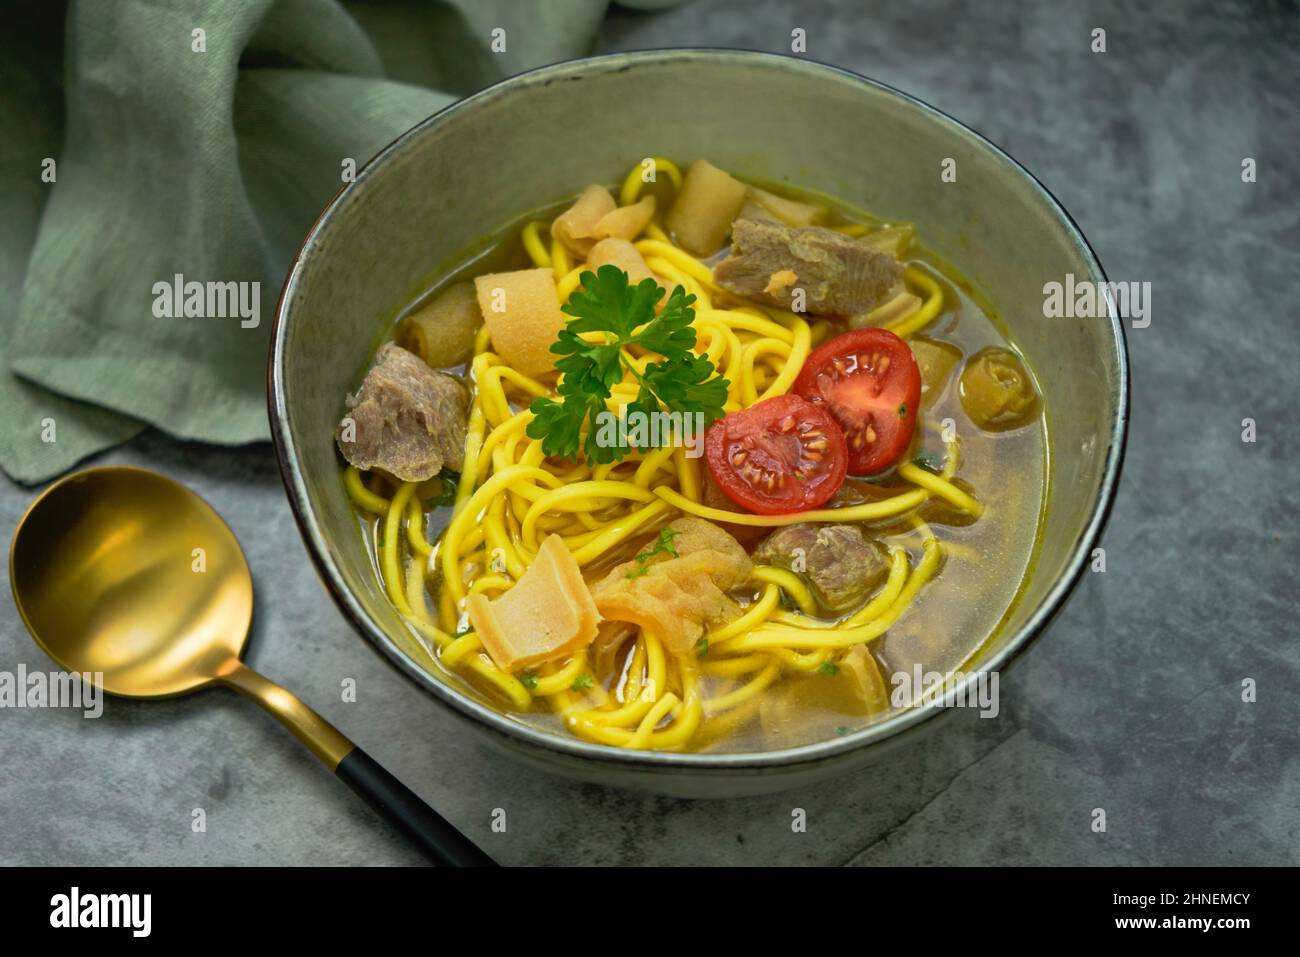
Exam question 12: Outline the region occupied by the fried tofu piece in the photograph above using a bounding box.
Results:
[466,535,601,673]
[396,282,481,370]
[593,195,655,242]
[666,159,747,256]
[592,518,752,655]
[474,268,566,378]
[551,185,618,257]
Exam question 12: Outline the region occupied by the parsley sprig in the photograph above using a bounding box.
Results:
[526,266,729,463]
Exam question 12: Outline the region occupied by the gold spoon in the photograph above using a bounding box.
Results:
[9,465,494,867]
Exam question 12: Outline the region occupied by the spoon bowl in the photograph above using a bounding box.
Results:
[9,465,493,866]
[11,467,251,697]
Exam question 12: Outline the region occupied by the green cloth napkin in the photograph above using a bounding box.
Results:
[0,0,617,484]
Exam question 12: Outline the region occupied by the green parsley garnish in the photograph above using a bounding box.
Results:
[819,661,841,676]
[624,527,681,578]
[519,671,539,690]
[897,402,908,417]
[835,726,852,736]
[571,674,594,691]
[695,638,709,658]
[526,266,729,463]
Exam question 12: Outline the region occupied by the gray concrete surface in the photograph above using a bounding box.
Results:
[2,0,1298,866]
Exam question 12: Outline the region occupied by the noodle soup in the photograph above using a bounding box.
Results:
[335,157,1047,753]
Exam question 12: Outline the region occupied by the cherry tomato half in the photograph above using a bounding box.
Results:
[704,394,848,515]
[792,328,921,475]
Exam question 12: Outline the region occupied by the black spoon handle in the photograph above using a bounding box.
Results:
[335,746,497,867]
[219,662,495,867]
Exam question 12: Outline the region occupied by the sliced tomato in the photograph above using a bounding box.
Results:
[792,328,921,475]
[704,394,847,515]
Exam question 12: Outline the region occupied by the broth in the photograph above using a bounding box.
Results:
[341,162,1048,753]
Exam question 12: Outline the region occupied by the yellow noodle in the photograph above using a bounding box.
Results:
[752,565,816,614]
[405,489,432,557]
[706,585,781,644]
[695,309,795,343]
[633,239,718,289]
[898,462,984,516]
[704,657,782,713]
[344,465,389,513]
[887,266,944,338]
[625,693,680,748]
[700,654,769,677]
[619,156,683,206]
[556,265,585,302]
[721,538,943,652]
[550,235,571,280]
[522,221,551,268]
[382,483,417,615]
[771,647,833,671]
[520,482,657,552]
[757,318,810,400]
[654,485,928,527]
[532,652,589,696]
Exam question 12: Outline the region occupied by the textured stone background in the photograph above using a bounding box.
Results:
[2,0,1297,865]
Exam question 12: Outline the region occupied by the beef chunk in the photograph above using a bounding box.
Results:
[754,523,889,615]
[714,219,903,316]
[336,343,468,482]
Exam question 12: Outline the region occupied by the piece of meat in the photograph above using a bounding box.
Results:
[591,517,753,655]
[714,219,903,316]
[335,343,468,482]
[753,523,889,615]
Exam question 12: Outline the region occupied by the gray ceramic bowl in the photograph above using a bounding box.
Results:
[269,50,1128,797]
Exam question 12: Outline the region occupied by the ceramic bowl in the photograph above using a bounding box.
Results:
[269,50,1128,797]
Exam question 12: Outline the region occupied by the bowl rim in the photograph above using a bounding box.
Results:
[268,48,1130,773]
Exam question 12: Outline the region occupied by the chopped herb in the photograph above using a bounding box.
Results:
[897,402,908,417]
[519,671,539,690]
[430,469,459,507]
[526,266,730,463]
[911,450,944,473]
[695,638,709,658]
[571,674,595,691]
[624,526,681,578]
[835,726,852,736]
[819,661,841,676]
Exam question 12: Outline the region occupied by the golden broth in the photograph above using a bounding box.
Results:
[349,183,1048,754]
